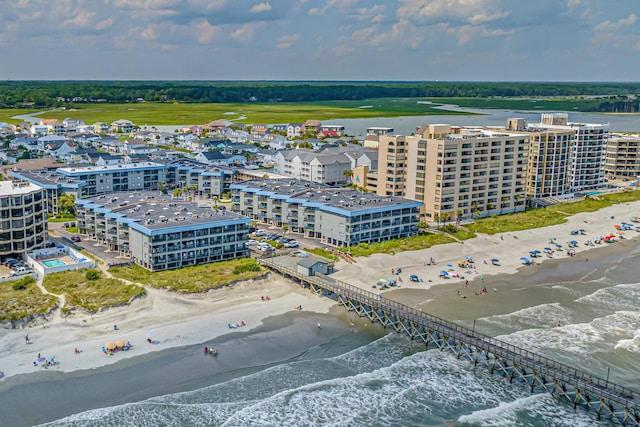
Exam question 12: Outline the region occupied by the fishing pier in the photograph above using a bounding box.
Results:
[258,258,640,426]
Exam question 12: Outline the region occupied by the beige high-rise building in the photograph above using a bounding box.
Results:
[605,134,640,179]
[368,125,529,222]
[524,127,575,198]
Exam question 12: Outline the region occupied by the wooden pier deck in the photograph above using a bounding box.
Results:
[259,258,640,426]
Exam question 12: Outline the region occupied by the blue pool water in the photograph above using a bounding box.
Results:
[42,259,66,268]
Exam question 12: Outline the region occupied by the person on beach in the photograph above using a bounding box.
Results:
[317,323,321,329]
[204,346,209,355]
[261,296,265,301]
[25,335,29,344]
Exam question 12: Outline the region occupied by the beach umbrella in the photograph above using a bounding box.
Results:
[115,340,126,348]
[520,257,531,262]
[105,342,117,350]
[37,357,46,363]
[544,247,553,252]
[465,256,474,262]
[446,263,454,268]
[47,356,55,362]
[531,250,541,254]
[379,278,388,282]
[439,270,449,276]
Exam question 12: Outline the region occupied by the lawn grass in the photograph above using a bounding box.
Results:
[0,108,38,124]
[0,98,473,127]
[48,216,77,223]
[108,258,266,292]
[65,226,79,234]
[467,190,640,235]
[0,277,57,321]
[43,269,145,311]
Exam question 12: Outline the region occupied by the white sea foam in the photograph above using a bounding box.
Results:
[482,302,573,331]
[498,310,640,361]
[615,328,640,352]
[458,393,607,427]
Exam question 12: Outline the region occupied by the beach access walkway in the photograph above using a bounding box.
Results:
[258,258,640,426]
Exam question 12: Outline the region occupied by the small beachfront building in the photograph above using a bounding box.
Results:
[76,192,250,271]
[297,258,330,276]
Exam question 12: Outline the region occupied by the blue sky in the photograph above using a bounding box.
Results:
[1,0,638,81]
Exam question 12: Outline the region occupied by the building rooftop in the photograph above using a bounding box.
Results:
[232,179,421,213]
[9,170,86,189]
[58,162,165,175]
[77,191,249,232]
[0,180,45,195]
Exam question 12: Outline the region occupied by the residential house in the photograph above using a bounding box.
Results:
[268,135,288,150]
[45,140,76,159]
[196,151,244,167]
[37,135,67,152]
[320,125,345,137]
[30,123,49,136]
[95,154,125,166]
[303,120,322,135]
[272,124,288,134]
[40,119,66,135]
[111,119,135,134]
[273,149,353,185]
[287,124,303,138]
[93,122,110,134]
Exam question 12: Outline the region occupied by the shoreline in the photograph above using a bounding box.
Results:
[0,199,639,393]
[0,274,335,382]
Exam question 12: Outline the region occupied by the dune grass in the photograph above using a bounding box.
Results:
[0,277,57,321]
[347,232,460,257]
[43,269,145,311]
[108,258,266,292]
[467,190,640,235]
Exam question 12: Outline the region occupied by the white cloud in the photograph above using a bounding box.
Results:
[96,17,114,30]
[195,19,220,43]
[250,2,272,13]
[594,13,637,32]
[140,24,158,40]
[276,33,300,48]
[231,23,259,42]
[307,0,358,16]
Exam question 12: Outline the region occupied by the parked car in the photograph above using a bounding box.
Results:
[71,235,81,242]
[246,239,259,246]
[10,266,30,275]
[254,230,266,237]
[44,241,56,248]
[284,241,299,248]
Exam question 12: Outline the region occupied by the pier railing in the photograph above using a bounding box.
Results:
[259,258,640,424]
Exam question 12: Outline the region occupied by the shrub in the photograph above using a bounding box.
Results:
[233,262,262,274]
[12,276,34,291]
[85,269,101,281]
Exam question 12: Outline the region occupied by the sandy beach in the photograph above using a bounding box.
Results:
[0,274,335,381]
[1,199,639,394]
[331,200,640,297]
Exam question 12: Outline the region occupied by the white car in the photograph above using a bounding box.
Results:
[254,230,266,237]
[246,239,259,246]
[284,241,299,248]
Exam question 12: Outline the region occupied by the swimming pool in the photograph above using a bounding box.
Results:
[42,259,66,268]
[585,191,605,196]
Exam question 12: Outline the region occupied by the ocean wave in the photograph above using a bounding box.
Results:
[458,393,608,427]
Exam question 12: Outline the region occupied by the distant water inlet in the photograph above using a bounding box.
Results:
[259,258,640,426]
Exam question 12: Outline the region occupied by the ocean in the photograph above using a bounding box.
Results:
[30,244,640,426]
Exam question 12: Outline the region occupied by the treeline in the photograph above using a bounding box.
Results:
[1,81,639,108]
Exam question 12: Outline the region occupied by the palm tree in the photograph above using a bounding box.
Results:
[500,196,508,214]
[487,203,495,214]
[455,209,463,228]
[173,188,182,198]
[471,202,478,219]
[514,194,522,212]
[434,213,441,228]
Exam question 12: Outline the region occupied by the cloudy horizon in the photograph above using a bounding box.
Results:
[1,0,638,82]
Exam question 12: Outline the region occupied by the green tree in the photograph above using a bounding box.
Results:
[58,193,76,216]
